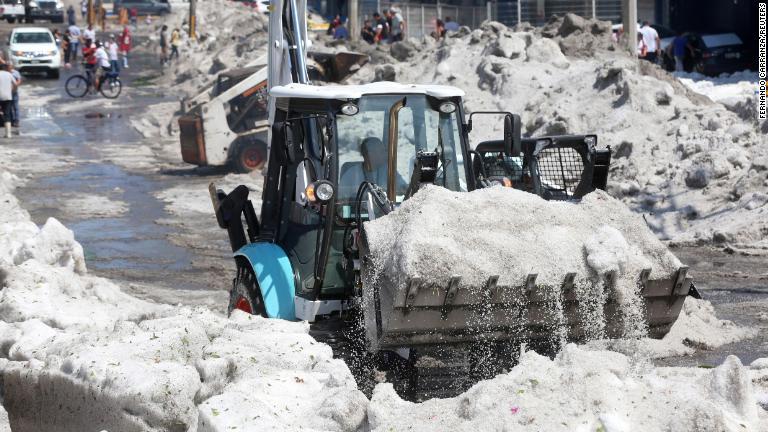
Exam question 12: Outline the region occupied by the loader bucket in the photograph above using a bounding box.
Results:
[307,51,370,83]
[360,247,692,350]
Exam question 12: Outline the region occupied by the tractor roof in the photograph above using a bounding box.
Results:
[270,82,465,100]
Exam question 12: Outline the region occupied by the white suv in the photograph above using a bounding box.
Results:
[8,27,61,79]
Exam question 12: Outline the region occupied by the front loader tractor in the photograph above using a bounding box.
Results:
[210,82,693,355]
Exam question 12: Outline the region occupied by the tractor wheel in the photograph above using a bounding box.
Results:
[228,263,267,318]
[232,137,267,173]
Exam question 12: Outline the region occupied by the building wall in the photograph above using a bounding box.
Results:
[637,0,655,23]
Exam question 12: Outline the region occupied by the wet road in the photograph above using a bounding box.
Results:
[2,30,232,309]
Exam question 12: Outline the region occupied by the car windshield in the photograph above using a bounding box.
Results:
[336,94,467,205]
[13,32,53,44]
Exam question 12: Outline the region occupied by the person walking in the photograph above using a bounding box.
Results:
[68,24,81,62]
[169,28,181,61]
[639,21,660,63]
[670,31,692,72]
[8,63,20,128]
[159,25,169,65]
[0,64,17,138]
[67,5,76,25]
[119,26,131,69]
[108,35,120,73]
[80,0,87,19]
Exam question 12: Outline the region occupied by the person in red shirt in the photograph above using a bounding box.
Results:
[82,39,97,87]
[119,26,131,69]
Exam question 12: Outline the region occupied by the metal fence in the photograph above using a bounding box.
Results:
[356,0,623,40]
[497,0,623,27]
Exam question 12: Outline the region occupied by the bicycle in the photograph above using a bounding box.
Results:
[65,69,123,99]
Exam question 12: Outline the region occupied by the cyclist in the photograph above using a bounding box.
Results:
[94,41,111,90]
[82,39,97,89]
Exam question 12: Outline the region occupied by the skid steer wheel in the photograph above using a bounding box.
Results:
[227,263,267,317]
[232,137,267,173]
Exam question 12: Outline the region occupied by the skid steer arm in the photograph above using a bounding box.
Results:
[209,183,260,252]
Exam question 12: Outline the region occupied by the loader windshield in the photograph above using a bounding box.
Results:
[336,94,467,205]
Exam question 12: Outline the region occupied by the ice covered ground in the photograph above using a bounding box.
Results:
[2,167,768,431]
[677,70,758,104]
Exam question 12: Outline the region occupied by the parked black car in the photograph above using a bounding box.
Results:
[661,32,750,76]
[27,0,64,23]
[113,0,170,15]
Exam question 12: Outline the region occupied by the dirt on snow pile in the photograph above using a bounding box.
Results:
[345,14,767,249]
[1,169,767,429]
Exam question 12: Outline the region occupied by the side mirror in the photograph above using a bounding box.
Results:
[503,114,521,157]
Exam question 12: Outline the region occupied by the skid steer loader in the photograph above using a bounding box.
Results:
[208,0,696,396]
[179,51,368,173]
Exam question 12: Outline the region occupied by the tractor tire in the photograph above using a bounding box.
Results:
[232,137,267,173]
[228,263,267,318]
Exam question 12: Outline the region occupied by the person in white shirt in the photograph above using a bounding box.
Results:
[108,35,119,72]
[83,25,96,44]
[0,64,17,138]
[68,25,81,61]
[639,21,660,64]
[94,41,111,88]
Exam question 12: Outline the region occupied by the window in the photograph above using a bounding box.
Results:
[336,94,467,205]
[12,32,53,44]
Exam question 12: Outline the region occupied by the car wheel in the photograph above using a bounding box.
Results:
[232,137,267,173]
[47,69,60,79]
[6,18,15,24]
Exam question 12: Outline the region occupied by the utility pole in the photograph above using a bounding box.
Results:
[189,0,197,40]
[622,0,637,56]
[87,0,94,26]
[349,0,358,41]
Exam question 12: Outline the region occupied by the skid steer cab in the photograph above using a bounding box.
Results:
[209,82,689,351]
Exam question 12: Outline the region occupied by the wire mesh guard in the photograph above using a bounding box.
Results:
[482,153,525,181]
[534,146,584,200]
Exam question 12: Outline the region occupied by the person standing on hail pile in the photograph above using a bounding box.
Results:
[388,8,405,43]
[0,64,17,138]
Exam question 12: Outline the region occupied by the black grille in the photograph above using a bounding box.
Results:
[482,153,525,180]
[39,2,56,9]
[534,147,584,200]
